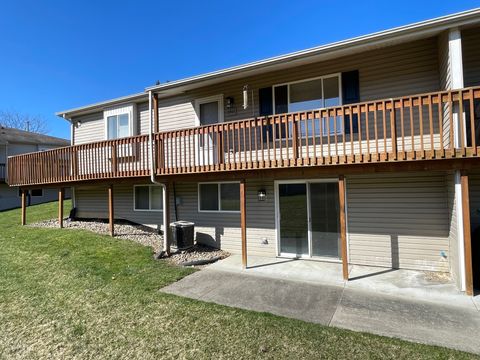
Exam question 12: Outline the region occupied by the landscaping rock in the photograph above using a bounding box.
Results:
[30,218,229,266]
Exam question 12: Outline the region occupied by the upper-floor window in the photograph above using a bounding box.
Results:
[104,104,136,140]
[273,74,342,136]
[107,113,130,139]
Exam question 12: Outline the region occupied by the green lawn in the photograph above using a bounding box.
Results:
[0,202,477,359]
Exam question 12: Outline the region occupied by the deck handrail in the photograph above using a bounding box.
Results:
[7,86,480,186]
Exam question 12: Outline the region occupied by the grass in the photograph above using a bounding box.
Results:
[0,202,478,359]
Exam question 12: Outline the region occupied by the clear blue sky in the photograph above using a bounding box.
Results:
[0,0,479,140]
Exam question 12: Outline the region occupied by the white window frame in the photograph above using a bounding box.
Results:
[272,73,343,136]
[194,94,224,127]
[104,103,137,140]
[133,185,163,212]
[197,181,240,213]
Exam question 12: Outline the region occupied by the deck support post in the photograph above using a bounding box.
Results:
[339,175,348,281]
[163,182,171,256]
[21,189,26,226]
[461,170,474,296]
[108,184,114,237]
[58,188,64,228]
[240,179,247,269]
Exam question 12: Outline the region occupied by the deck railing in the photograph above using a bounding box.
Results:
[7,86,480,186]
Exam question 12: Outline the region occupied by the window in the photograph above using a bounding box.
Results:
[31,189,43,197]
[104,104,136,140]
[273,74,342,136]
[18,189,43,197]
[134,185,163,211]
[198,182,240,212]
[107,113,130,140]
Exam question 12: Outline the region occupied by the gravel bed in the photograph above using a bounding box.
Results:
[166,244,230,267]
[30,218,229,266]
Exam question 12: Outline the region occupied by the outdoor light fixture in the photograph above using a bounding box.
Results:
[257,189,266,201]
[225,96,234,109]
[243,85,249,109]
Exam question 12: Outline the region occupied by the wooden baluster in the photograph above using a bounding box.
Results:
[418,96,424,157]
[459,90,465,152]
[272,116,277,167]
[326,110,331,162]
[382,101,387,159]
[390,99,397,160]
[469,89,476,154]
[373,103,379,160]
[333,110,338,160]
[409,97,414,155]
[349,106,354,159]
[428,94,434,154]
[312,112,317,163]
[304,113,309,164]
[342,108,346,162]
[357,104,362,160]
[400,99,405,156]
[449,91,454,152]
[292,115,298,162]
[266,117,271,167]
[248,121,253,168]
[438,93,444,155]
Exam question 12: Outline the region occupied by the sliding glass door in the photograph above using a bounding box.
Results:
[277,180,341,259]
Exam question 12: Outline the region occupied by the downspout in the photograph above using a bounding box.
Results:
[64,114,76,210]
[148,90,170,254]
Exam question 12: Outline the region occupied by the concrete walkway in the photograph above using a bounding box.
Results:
[161,256,480,354]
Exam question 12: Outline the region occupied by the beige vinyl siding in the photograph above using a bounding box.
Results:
[154,37,440,132]
[172,179,276,257]
[137,102,150,135]
[462,27,480,87]
[346,172,450,272]
[74,179,277,256]
[75,183,163,226]
[72,112,105,145]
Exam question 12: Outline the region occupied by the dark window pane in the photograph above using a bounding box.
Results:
[220,183,240,211]
[31,189,43,197]
[135,186,149,210]
[199,184,219,211]
[151,186,163,210]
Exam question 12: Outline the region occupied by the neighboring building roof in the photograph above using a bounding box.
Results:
[57,7,480,119]
[0,126,69,146]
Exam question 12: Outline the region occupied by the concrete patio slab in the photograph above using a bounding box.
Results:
[161,268,480,354]
[208,255,477,310]
[331,288,480,354]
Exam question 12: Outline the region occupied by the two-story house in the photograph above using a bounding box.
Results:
[0,126,69,210]
[8,9,480,295]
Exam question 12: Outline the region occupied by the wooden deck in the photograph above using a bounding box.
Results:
[7,87,480,187]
